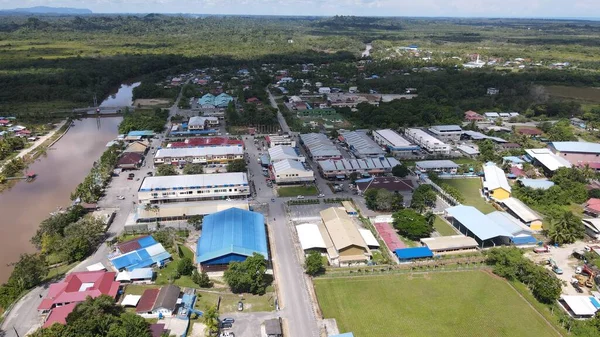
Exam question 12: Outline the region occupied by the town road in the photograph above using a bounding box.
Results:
[266,86,291,134]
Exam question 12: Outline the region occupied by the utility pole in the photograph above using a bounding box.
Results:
[13,327,21,337]
[93,93,98,107]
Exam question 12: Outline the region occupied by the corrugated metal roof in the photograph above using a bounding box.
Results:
[358,229,379,247]
[525,148,572,171]
[296,224,327,250]
[272,158,307,173]
[446,205,513,241]
[139,172,248,191]
[320,207,368,251]
[196,208,269,263]
[552,141,600,154]
[394,247,433,259]
[268,145,300,161]
[155,146,243,159]
[485,211,532,236]
[415,160,459,169]
[501,197,541,223]
[374,129,413,147]
[420,235,478,251]
[340,131,385,157]
[318,157,401,172]
[300,133,341,158]
[483,163,511,193]
[430,125,462,132]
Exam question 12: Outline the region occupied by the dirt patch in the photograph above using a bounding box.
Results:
[133,98,171,107]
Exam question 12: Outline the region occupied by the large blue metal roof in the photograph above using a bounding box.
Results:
[446,205,513,241]
[110,243,171,271]
[551,141,600,154]
[196,208,268,264]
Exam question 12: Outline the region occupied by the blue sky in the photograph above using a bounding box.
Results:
[1,0,599,18]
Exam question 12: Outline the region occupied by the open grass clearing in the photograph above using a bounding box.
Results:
[433,215,458,236]
[194,290,275,313]
[277,185,318,197]
[441,178,496,214]
[315,271,560,337]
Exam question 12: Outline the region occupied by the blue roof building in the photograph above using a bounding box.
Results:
[127,130,155,138]
[109,239,172,271]
[518,178,555,190]
[196,208,269,267]
[394,247,433,261]
[330,333,355,337]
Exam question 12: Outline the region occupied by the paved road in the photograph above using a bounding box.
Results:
[244,136,320,337]
[266,86,291,134]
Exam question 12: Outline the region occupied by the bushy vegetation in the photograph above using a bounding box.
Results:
[71,144,120,203]
[118,107,168,134]
[223,253,269,295]
[364,188,403,212]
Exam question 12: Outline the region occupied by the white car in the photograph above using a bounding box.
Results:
[318,194,325,198]
[117,195,125,200]
[297,195,305,199]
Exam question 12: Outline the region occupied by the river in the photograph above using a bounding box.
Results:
[100,82,140,107]
[0,81,137,283]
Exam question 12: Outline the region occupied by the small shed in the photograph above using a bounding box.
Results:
[394,247,433,261]
[265,318,283,337]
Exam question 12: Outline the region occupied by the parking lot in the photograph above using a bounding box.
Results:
[217,312,280,337]
[288,202,345,222]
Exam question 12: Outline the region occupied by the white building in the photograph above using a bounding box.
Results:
[272,159,315,184]
[340,131,386,158]
[373,129,419,156]
[428,125,463,142]
[266,135,296,148]
[318,87,331,94]
[154,147,244,165]
[138,172,250,204]
[405,128,450,154]
[188,116,219,130]
[296,223,327,254]
[524,148,572,172]
[268,145,304,163]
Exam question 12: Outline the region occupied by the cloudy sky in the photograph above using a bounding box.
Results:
[1,0,599,18]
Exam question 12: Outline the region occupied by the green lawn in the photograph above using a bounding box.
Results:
[154,245,198,288]
[442,178,496,214]
[277,185,318,197]
[194,290,275,313]
[315,271,560,337]
[433,215,457,236]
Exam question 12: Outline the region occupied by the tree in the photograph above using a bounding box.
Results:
[392,209,432,240]
[410,185,436,212]
[392,164,409,178]
[348,172,359,184]
[187,215,204,230]
[177,257,194,276]
[223,253,268,295]
[546,210,584,245]
[192,269,213,288]
[304,251,325,276]
[10,253,48,290]
[546,119,576,141]
[183,163,204,175]
[364,188,379,210]
[203,305,220,336]
[478,139,500,163]
[227,159,247,173]
[59,216,107,263]
[156,164,178,176]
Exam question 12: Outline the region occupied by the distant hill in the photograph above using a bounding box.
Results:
[1,6,92,14]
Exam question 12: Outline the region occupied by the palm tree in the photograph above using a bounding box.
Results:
[547,211,584,245]
[203,305,219,336]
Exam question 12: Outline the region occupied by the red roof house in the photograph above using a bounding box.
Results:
[0,119,10,125]
[246,97,260,103]
[136,288,160,314]
[117,152,144,169]
[585,198,600,216]
[464,110,484,121]
[39,271,120,327]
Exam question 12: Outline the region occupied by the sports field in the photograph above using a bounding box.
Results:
[442,178,496,213]
[314,271,559,337]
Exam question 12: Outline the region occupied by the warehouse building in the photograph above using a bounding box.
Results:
[318,157,401,179]
[405,128,450,154]
[428,125,463,142]
[266,135,296,148]
[153,147,244,165]
[499,197,543,230]
[373,129,419,156]
[296,223,327,254]
[394,247,434,261]
[135,200,249,223]
[300,133,342,160]
[415,160,459,174]
[271,159,315,184]
[420,235,479,255]
[549,141,600,165]
[524,148,572,173]
[268,145,304,163]
[138,173,250,204]
[339,131,386,158]
[318,207,371,266]
[482,162,511,200]
[196,208,269,271]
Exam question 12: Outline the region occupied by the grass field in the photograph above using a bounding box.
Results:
[277,185,319,197]
[545,85,600,103]
[315,271,559,337]
[442,178,496,214]
[433,215,458,236]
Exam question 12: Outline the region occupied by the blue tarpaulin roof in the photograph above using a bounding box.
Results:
[590,297,600,309]
[394,247,433,260]
[127,130,155,137]
[196,208,269,264]
[511,236,538,245]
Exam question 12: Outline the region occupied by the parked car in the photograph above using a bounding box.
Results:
[117,195,125,200]
[146,172,153,176]
[221,318,235,324]
[271,198,275,202]
[220,322,232,329]
[318,193,325,198]
[237,301,244,311]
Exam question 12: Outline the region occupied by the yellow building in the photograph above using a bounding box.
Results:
[500,197,543,231]
[482,163,511,200]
